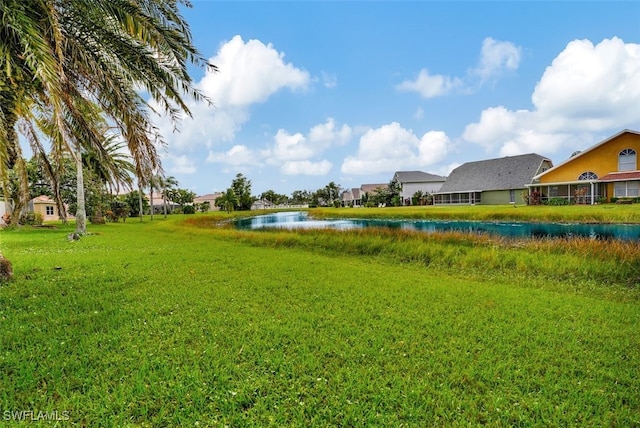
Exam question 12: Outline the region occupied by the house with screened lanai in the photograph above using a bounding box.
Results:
[528,129,640,204]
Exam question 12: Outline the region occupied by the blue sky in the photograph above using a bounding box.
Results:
[151,1,640,196]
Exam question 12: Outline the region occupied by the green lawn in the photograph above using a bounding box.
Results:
[1,212,639,426]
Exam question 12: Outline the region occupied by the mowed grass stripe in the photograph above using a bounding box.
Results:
[0,217,638,426]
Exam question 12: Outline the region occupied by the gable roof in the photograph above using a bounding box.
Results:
[437,153,551,193]
[533,129,640,181]
[31,195,55,204]
[394,171,446,183]
[194,193,222,203]
[341,188,362,202]
[360,183,388,194]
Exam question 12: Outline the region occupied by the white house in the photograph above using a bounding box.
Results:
[393,171,447,205]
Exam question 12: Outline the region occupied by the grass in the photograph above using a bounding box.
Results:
[310,204,640,224]
[1,210,639,426]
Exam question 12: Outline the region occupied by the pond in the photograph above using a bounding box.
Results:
[234,211,640,241]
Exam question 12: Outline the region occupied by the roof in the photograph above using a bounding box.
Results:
[437,153,551,193]
[31,195,55,204]
[533,129,640,180]
[342,188,362,201]
[194,193,222,202]
[360,183,388,194]
[599,171,640,182]
[394,171,446,183]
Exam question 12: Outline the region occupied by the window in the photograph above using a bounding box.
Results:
[46,206,54,216]
[578,171,598,180]
[619,149,637,171]
[509,189,516,203]
[614,181,640,198]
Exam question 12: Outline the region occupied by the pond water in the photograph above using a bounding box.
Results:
[234,211,640,241]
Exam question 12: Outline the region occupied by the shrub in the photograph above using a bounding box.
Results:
[183,205,196,214]
[105,210,119,222]
[90,216,106,224]
[0,254,12,282]
[19,212,43,226]
[546,198,569,206]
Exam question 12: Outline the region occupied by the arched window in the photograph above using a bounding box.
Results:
[578,171,598,180]
[619,149,637,171]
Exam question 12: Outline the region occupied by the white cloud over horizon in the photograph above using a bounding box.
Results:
[341,122,450,174]
[152,35,313,182]
[463,37,640,156]
[206,118,352,177]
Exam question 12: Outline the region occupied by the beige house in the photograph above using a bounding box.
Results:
[342,183,388,207]
[29,195,73,222]
[194,193,222,211]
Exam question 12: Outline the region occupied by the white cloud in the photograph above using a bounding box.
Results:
[308,118,352,146]
[267,118,351,174]
[169,155,197,174]
[200,35,310,108]
[151,35,312,176]
[463,37,640,156]
[272,130,314,161]
[281,160,333,175]
[473,37,522,82]
[532,37,640,129]
[341,122,450,174]
[321,71,338,89]
[396,69,462,98]
[417,131,449,165]
[397,37,522,98]
[206,144,263,166]
[462,106,520,149]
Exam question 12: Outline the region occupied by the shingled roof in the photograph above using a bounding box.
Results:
[394,171,446,183]
[437,153,550,193]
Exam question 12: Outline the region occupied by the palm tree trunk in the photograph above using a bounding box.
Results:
[150,184,154,221]
[138,183,144,222]
[75,147,87,235]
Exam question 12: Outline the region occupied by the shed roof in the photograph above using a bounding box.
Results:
[599,171,640,182]
[437,153,550,193]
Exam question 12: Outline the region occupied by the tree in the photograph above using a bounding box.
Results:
[160,175,179,217]
[195,201,210,213]
[291,190,312,205]
[261,190,288,206]
[123,190,148,218]
[0,0,214,271]
[216,188,238,213]
[172,188,196,212]
[231,173,254,211]
[313,182,342,207]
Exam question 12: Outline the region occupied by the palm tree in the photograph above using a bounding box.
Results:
[160,175,179,218]
[1,0,214,240]
[216,188,238,213]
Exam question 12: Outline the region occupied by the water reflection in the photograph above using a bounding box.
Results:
[234,211,640,241]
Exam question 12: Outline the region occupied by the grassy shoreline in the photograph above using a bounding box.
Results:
[308,204,640,224]
[1,212,639,425]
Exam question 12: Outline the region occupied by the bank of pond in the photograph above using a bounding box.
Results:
[235,211,640,241]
